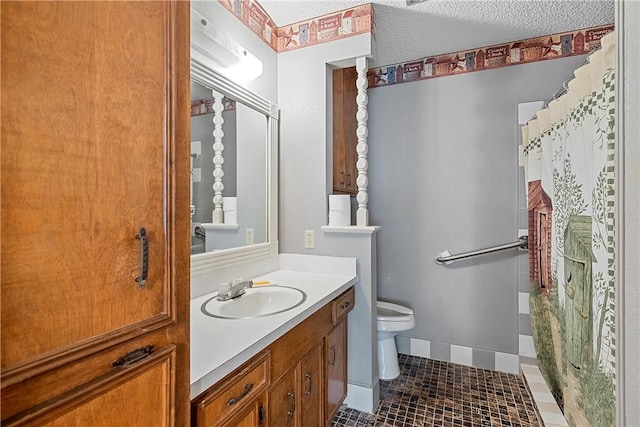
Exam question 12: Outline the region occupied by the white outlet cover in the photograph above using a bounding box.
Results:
[304,230,314,249]
[191,140,202,156]
[192,168,201,183]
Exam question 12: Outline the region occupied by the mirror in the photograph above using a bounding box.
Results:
[190,57,278,274]
[190,81,267,253]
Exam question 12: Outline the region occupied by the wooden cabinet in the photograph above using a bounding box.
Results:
[268,366,297,427]
[194,352,269,427]
[269,341,323,427]
[325,322,348,423]
[220,396,266,427]
[192,288,354,427]
[300,343,323,427]
[325,286,352,423]
[1,1,190,425]
[332,67,359,195]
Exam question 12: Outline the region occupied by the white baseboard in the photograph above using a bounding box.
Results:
[344,382,380,414]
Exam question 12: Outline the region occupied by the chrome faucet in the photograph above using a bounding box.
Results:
[217,280,253,301]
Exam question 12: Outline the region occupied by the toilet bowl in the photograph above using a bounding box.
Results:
[376,300,415,380]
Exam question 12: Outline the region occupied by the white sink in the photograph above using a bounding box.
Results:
[201,286,307,319]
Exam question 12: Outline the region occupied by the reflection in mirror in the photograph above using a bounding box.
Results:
[190,47,278,274]
[190,80,267,254]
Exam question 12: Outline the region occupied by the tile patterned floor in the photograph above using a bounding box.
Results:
[331,355,542,427]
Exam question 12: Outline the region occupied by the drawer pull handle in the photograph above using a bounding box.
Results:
[329,346,336,366]
[304,372,312,395]
[112,344,153,368]
[287,391,295,417]
[135,228,149,289]
[340,301,351,310]
[226,383,253,406]
[340,171,345,186]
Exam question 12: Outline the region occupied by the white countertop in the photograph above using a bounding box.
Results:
[190,268,356,399]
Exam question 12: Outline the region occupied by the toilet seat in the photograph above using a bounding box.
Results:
[377,301,414,322]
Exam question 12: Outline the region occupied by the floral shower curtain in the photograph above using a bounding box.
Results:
[522,32,616,426]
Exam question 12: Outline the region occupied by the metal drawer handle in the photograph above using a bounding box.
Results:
[329,346,336,366]
[287,391,295,417]
[304,372,312,395]
[135,228,149,289]
[340,301,351,310]
[227,383,253,406]
[340,171,345,186]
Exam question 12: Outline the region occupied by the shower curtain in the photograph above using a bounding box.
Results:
[522,31,616,427]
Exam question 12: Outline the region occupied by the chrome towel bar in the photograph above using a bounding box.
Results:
[434,236,528,265]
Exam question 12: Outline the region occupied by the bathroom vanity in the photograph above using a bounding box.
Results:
[190,268,356,427]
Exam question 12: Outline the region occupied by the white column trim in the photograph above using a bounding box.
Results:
[211,90,225,224]
[355,56,369,226]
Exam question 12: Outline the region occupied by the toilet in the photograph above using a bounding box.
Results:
[376,301,415,380]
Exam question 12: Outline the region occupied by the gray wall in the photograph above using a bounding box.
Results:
[236,102,267,245]
[277,34,373,253]
[367,56,587,354]
[277,34,378,409]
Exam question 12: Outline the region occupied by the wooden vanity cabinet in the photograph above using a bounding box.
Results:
[192,287,354,427]
[325,288,353,423]
[268,341,323,427]
[325,322,348,423]
[1,1,191,425]
[268,365,297,427]
[299,342,324,427]
[332,66,359,195]
[193,352,269,427]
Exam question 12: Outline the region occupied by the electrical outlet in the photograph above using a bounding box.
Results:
[246,228,254,245]
[304,230,315,249]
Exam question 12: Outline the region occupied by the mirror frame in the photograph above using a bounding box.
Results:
[190,59,278,275]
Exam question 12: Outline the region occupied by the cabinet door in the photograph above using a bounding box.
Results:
[1,0,184,373]
[268,367,297,427]
[3,342,177,426]
[220,396,266,427]
[1,0,190,425]
[300,342,323,427]
[332,67,358,195]
[325,320,347,423]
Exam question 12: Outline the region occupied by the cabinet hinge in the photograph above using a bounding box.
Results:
[259,405,266,425]
[112,345,154,368]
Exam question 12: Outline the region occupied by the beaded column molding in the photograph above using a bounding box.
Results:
[355,56,369,226]
[211,90,225,224]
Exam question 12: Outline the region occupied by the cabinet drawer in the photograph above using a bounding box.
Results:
[331,288,354,325]
[194,352,269,427]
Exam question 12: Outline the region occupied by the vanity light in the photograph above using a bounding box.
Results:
[222,50,263,83]
[191,8,263,84]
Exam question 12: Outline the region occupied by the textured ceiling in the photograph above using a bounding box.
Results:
[258,0,615,67]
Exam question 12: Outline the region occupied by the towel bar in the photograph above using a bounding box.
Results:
[435,236,528,265]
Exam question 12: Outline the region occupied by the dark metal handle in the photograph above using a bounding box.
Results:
[287,391,295,417]
[329,346,336,366]
[347,173,351,185]
[135,228,148,289]
[112,345,153,368]
[227,383,253,406]
[304,372,312,395]
[340,301,351,310]
[340,171,345,186]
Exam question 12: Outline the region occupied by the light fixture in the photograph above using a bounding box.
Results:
[190,8,263,83]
